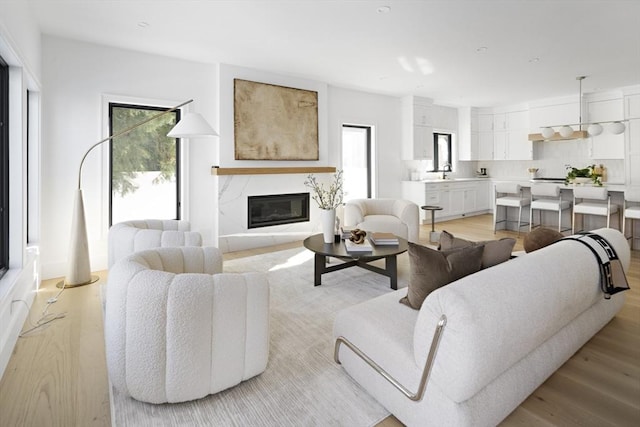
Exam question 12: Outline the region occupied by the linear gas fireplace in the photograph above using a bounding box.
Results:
[248,193,310,229]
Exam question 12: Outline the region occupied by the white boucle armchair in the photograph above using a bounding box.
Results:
[108,219,203,267]
[104,246,269,404]
[344,198,420,243]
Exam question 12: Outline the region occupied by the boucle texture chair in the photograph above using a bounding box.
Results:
[344,198,420,243]
[529,183,572,233]
[108,219,203,267]
[493,183,530,235]
[572,186,620,233]
[104,246,269,404]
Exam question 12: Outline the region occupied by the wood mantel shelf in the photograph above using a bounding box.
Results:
[211,166,336,176]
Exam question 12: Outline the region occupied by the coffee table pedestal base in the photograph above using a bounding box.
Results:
[314,253,399,290]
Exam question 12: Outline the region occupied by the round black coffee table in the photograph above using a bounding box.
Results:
[303,233,408,290]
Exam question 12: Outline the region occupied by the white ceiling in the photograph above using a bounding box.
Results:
[26,0,640,107]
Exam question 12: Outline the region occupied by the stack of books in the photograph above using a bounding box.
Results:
[340,226,356,240]
[344,239,373,252]
[369,232,399,246]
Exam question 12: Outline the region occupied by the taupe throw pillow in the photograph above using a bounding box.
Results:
[438,230,516,269]
[524,227,563,253]
[399,242,484,310]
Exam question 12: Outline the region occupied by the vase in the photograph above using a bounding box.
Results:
[320,208,336,244]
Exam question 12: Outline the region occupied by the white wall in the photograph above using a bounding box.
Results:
[40,36,218,279]
[0,4,42,378]
[0,0,41,86]
[215,67,404,252]
[216,64,330,250]
[328,86,402,198]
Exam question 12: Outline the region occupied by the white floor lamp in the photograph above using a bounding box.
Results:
[60,99,218,288]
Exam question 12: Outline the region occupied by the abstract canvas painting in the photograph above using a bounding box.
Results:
[234,79,319,160]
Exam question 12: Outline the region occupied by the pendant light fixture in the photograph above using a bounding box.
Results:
[528,76,633,141]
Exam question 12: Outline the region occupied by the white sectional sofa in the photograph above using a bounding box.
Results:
[333,228,629,426]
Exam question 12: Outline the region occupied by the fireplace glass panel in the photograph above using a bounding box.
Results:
[248,193,310,229]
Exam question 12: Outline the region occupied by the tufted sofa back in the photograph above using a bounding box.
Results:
[108,219,203,267]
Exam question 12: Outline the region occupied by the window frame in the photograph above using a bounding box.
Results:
[0,55,9,280]
[108,102,182,226]
[433,132,453,171]
[342,124,373,199]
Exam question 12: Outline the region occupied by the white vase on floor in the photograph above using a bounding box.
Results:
[320,208,336,244]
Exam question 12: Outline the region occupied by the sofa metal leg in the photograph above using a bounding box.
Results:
[334,315,447,402]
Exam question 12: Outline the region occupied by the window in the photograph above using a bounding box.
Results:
[0,55,8,279]
[109,103,181,225]
[433,133,452,171]
[341,125,372,199]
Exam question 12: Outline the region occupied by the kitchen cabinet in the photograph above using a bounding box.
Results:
[477,113,495,160]
[588,97,625,159]
[493,131,508,160]
[506,110,532,160]
[475,109,531,160]
[475,181,491,211]
[401,180,491,223]
[529,101,580,131]
[457,107,476,161]
[626,93,640,186]
[402,96,434,160]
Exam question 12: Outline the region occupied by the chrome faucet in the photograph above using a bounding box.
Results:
[442,163,452,180]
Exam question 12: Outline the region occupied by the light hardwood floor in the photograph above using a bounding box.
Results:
[0,214,638,426]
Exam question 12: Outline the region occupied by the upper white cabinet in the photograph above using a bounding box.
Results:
[625,93,640,186]
[472,107,531,161]
[477,112,495,160]
[587,97,625,159]
[402,96,433,160]
[529,100,580,132]
[505,110,531,160]
[457,107,475,161]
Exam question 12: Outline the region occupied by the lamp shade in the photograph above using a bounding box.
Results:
[559,125,574,138]
[167,112,218,138]
[541,127,555,139]
[608,121,626,135]
[587,123,603,136]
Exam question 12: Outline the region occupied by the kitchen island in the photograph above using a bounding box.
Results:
[402,178,631,239]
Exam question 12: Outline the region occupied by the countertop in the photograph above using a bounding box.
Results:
[402,177,492,183]
[402,178,627,192]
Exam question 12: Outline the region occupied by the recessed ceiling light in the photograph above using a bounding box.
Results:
[138,21,149,28]
[377,6,391,13]
[476,46,488,53]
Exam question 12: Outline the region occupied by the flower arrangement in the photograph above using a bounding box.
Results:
[304,170,344,210]
[565,164,602,186]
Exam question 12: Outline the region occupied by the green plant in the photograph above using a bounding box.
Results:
[565,164,602,186]
[304,170,344,209]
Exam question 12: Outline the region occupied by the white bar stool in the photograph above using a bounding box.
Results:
[494,183,530,236]
[622,187,640,247]
[572,186,620,233]
[529,184,572,233]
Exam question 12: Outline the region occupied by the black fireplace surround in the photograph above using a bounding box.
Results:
[248,193,310,229]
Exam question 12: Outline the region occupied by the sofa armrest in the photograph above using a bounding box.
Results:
[393,200,420,242]
[334,314,446,402]
[344,200,365,226]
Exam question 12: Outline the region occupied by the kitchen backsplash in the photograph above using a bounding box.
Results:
[404,138,625,183]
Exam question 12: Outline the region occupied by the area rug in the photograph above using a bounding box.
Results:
[110,246,410,426]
